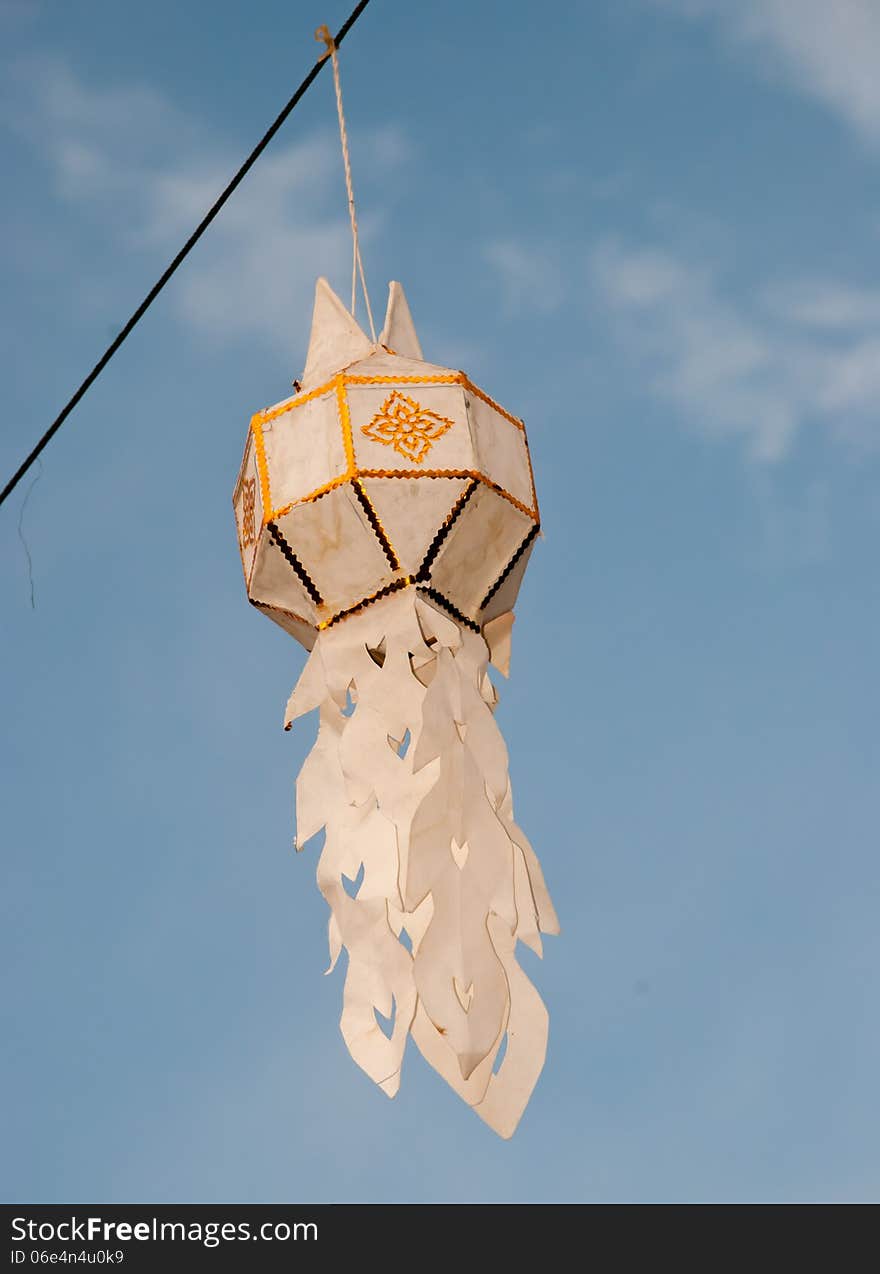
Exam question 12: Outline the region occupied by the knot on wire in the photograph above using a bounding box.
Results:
[315,24,335,59]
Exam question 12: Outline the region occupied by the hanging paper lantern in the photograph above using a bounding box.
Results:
[233,278,558,1137]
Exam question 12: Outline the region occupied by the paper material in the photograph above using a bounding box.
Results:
[301,277,373,390]
[238,277,556,1136]
[239,278,540,638]
[286,589,558,1137]
[379,280,424,360]
[261,387,346,512]
[483,611,514,678]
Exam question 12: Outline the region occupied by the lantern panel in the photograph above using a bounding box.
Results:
[253,600,318,650]
[428,484,536,620]
[259,387,347,513]
[465,391,537,515]
[358,474,470,576]
[479,537,537,624]
[274,484,394,615]
[248,530,321,625]
[233,434,262,587]
[348,383,473,473]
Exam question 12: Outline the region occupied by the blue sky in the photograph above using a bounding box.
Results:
[1,0,878,1203]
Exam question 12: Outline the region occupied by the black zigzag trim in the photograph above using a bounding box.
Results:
[351,479,400,570]
[417,585,480,633]
[268,522,323,605]
[322,577,410,629]
[416,479,478,581]
[479,522,539,610]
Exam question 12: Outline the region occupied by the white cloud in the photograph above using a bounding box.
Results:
[591,237,880,461]
[762,281,880,330]
[654,0,880,143]
[5,56,407,352]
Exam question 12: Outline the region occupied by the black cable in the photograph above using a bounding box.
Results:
[0,0,372,511]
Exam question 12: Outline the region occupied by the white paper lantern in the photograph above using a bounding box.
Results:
[233,278,558,1137]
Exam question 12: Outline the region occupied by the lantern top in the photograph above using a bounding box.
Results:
[300,277,427,393]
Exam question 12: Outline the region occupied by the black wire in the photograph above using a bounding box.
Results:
[0,0,372,511]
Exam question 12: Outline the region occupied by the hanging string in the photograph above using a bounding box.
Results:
[0,0,373,513]
[316,24,376,341]
[17,459,42,609]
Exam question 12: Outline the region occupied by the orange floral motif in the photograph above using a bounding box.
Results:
[240,477,257,548]
[361,391,455,463]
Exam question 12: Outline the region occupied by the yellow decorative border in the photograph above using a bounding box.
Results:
[250,416,272,533]
[460,377,525,433]
[271,473,351,521]
[335,376,356,475]
[252,376,337,426]
[249,371,537,527]
[343,372,526,433]
[344,373,461,387]
[252,371,526,432]
[358,467,477,481]
[252,375,349,526]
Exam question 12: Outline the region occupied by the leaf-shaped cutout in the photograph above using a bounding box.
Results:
[450,837,469,870]
[374,995,396,1040]
[492,1032,509,1075]
[387,728,412,758]
[453,977,475,1013]
[366,639,386,668]
[342,862,365,899]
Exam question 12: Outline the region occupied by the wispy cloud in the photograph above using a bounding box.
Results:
[591,237,880,461]
[653,0,880,144]
[4,56,407,352]
[762,280,880,330]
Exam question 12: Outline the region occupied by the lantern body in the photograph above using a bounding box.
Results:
[233,282,539,644]
[233,280,558,1137]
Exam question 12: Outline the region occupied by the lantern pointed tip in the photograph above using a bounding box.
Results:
[380,281,423,360]
[301,276,373,388]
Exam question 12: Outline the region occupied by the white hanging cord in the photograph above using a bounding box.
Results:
[316,24,376,341]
